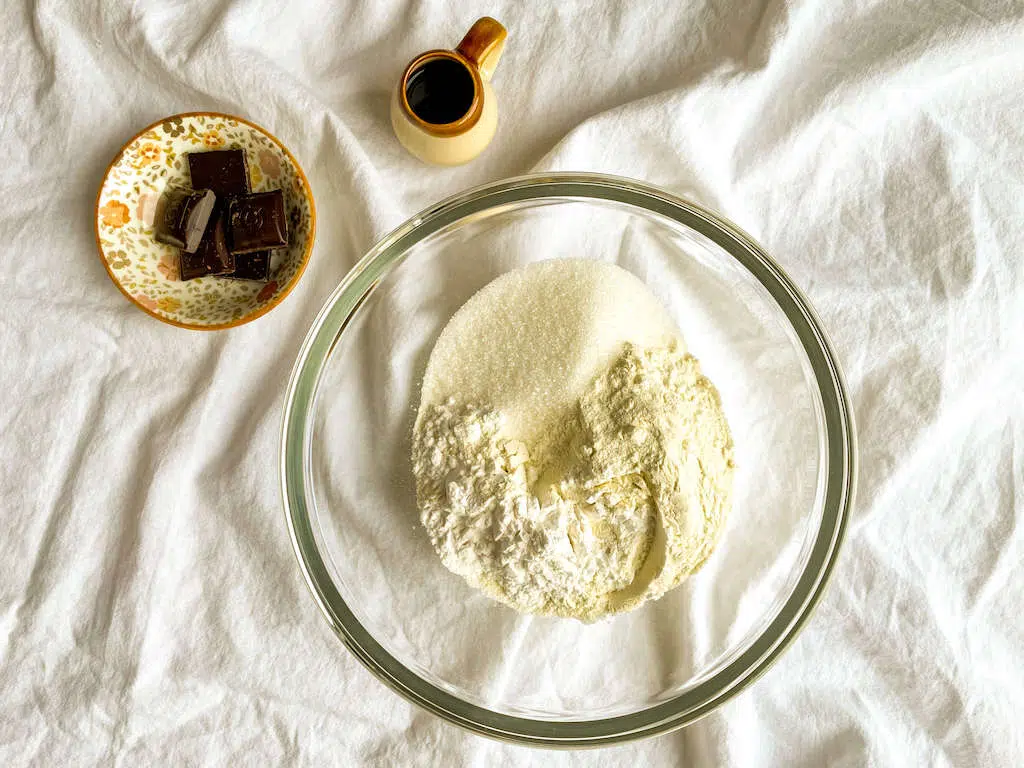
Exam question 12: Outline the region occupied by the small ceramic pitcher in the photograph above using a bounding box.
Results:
[390,17,507,166]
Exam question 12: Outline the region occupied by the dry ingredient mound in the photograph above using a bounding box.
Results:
[413,260,734,622]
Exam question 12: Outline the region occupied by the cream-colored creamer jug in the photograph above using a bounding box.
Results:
[391,17,507,166]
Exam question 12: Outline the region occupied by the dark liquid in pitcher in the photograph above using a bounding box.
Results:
[405,58,475,124]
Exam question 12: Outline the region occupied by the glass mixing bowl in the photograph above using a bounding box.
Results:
[281,174,856,746]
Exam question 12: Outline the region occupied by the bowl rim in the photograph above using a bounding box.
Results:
[93,111,317,331]
[280,172,856,746]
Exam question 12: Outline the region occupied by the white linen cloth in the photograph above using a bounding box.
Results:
[2,0,1023,764]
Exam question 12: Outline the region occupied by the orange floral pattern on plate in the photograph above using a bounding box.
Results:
[99,200,131,228]
[137,142,162,167]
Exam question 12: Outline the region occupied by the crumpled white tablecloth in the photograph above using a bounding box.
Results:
[2,1,1023,765]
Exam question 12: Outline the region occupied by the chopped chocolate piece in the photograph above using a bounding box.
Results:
[178,249,210,281]
[227,190,288,254]
[179,207,234,280]
[154,188,216,253]
[187,149,250,195]
[223,251,272,282]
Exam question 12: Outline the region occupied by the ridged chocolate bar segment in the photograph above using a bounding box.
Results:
[227,190,288,254]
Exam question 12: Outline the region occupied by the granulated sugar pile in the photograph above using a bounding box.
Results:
[413,260,734,621]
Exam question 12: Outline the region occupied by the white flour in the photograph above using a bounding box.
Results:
[413,261,734,621]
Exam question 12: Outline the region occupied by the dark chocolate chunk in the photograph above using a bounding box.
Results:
[223,251,272,282]
[178,249,210,281]
[154,188,216,253]
[179,207,234,280]
[227,190,288,254]
[187,149,250,195]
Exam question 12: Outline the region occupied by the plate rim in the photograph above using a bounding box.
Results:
[93,110,317,331]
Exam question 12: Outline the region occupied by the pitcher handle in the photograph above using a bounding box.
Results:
[456,17,507,82]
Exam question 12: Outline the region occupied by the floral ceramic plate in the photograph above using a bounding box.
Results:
[95,112,316,329]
